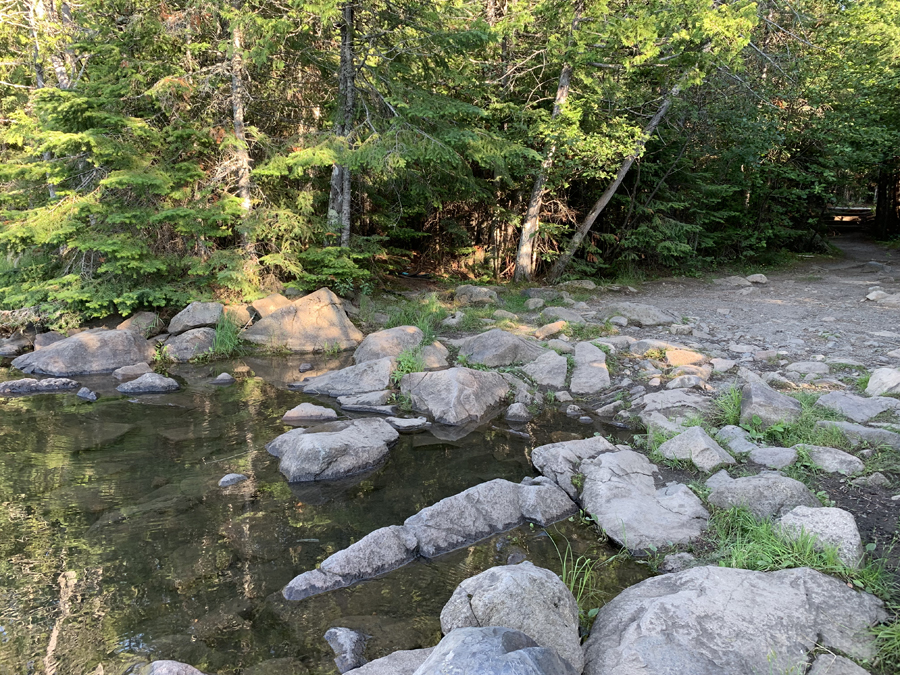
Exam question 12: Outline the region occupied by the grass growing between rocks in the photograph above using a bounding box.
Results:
[741,392,852,450]
[211,312,245,357]
[390,348,425,385]
[700,508,896,600]
[709,384,743,427]
[873,619,900,674]
[384,292,448,341]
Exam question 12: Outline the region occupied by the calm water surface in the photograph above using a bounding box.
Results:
[0,356,647,675]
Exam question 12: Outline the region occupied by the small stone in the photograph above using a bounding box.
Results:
[659,552,697,574]
[748,446,797,470]
[112,362,153,381]
[867,290,889,301]
[219,473,248,487]
[298,363,314,372]
[493,309,518,321]
[648,377,662,387]
[753,350,778,362]
[711,358,736,372]
[282,402,338,425]
[578,416,593,424]
[535,321,567,340]
[76,387,97,402]
[851,472,889,488]
[565,405,581,417]
[546,339,574,354]
[865,368,900,396]
[116,373,180,394]
[505,402,533,423]
[785,361,830,375]
[595,400,625,417]
[609,316,628,327]
[525,298,545,311]
[212,372,235,385]
[779,506,864,568]
[746,274,768,284]
[555,391,573,403]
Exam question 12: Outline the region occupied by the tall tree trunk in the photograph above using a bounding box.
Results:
[230,2,255,260]
[547,82,683,282]
[326,2,356,247]
[513,2,581,281]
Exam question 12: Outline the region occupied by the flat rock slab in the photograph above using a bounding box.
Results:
[740,381,802,428]
[540,307,585,325]
[808,654,871,675]
[583,566,886,675]
[12,329,154,376]
[415,627,577,675]
[282,478,576,601]
[282,402,338,425]
[797,444,865,475]
[657,427,736,472]
[706,471,820,518]
[117,373,179,394]
[164,327,216,362]
[0,377,80,396]
[580,450,709,550]
[440,562,583,671]
[353,326,423,364]
[569,341,610,395]
[865,367,900,396]
[250,293,292,318]
[400,367,509,426]
[786,361,830,375]
[385,416,429,431]
[455,329,547,366]
[168,302,223,335]
[816,390,900,423]
[112,362,152,381]
[779,506,864,568]
[455,285,498,305]
[242,288,363,352]
[302,357,395,397]
[522,351,569,388]
[596,302,675,327]
[266,418,399,482]
[640,389,711,417]
[814,420,900,450]
[344,648,434,675]
[748,446,797,469]
[531,436,618,498]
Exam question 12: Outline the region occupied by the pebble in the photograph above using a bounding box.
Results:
[219,473,249,487]
[299,363,314,372]
[76,387,97,402]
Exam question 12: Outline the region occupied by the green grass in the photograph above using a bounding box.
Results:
[390,347,425,385]
[384,292,449,342]
[561,320,616,341]
[857,372,872,393]
[742,392,852,450]
[709,385,743,427]
[212,312,244,357]
[873,618,900,673]
[702,507,896,601]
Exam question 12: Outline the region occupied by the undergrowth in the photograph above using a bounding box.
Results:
[384,292,448,342]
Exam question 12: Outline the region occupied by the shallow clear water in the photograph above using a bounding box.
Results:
[0,356,647,675]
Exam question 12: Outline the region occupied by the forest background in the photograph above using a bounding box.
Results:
[1,0,899,326]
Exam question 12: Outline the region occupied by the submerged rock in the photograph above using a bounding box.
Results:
[400,367,509,426]
[301,358,396,397]
[218,473,248,487]
[325,627,368,673]
[112,362,153,381]
[583,566,885,675]
[12,329,154,376]
[116,373,180,394]
[266,418,399,482]
[242,288,363,352]
[440,562,583,671]
[0,377,79,396]
[137,661,208,675]
[797,444,865,475]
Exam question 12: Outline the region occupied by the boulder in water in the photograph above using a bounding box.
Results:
[12,329,154,376]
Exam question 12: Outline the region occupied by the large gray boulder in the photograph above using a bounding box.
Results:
[595,302,675,327]
[116,373,179,394]
[706,471,820,518]
[531,435,618,498]
[583,566,886,675]
[266,418,399,482]
[815,391,900,423]
[569,341,610,394]
[164,327,216,362]
[779,506,864,568]
[242,288,363,352]
[301,358,396,397]
[580,450,709,550]
[814,420,900,450]
[12,329,154,376]
[865,367,900,397]
[808,654,871,675]
[354,326,424,364]
[345,649,434,675]
[640,389,711,418]
[168,302,223,335]
[740,381,802,428]
[0,377,79,396]
[522,351,569,388]
[440,562,582,671]
[283,478,576,601]
[456,329,547,366]
[413,627,577,675]
[400,367,509,426]
[657,427,736,472]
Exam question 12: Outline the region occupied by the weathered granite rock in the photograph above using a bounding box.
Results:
[746,273,768,284]
[540,307,585,325]
[116,373,180,394]
[137,662,207,675]
[251,293,292,318]
[385,416,429,431]
[456,329,547,367]
[865,368,900,397]
[583,566,886,675]
[218,473,248,487]
[816,390,900,423]
[786,361,830,375]
[117,312,164,337]
[400,367,509,426]
[748,446,797,469]
[266,418,399,482]
[211,372,235,385]
[706,471,820,518]
[168,302,224,335]
[224,304,253,325]
[282,402,338,424]
[420,341,449,369]
[282,478,576,601]
[0,332,32,356]
[354,326,424,364]
[505,402,532,423]
[455,285,499,305]
[639,389,710,419]
[164,327,216,362]
[808,654,871,675]
[797,444,865,475]
[302,358,396,397]
[337,390,395,413]
[715,425,758,455]
[112,362,152,381]
[416,627,577,675]
[522,350,568,388]
[658,427,736,472]
[344,649,434,675]
[242,288,364,352]
[740,381,802,428]
[569,342,610,395]
[33,331,67,349]
[595,302,675,327]
[0,377,80,396]
[534,320,567,340]
[814,420,900,450]
[779,506,864,568]
[76,386,97,401]
[531,436,618,498]
[325,627,368,673]
[12,329,154,376]
[440,562,583,671]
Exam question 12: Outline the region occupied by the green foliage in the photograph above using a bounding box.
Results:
[873,618,900,673]
[384,293,449,343]
[390,348,426,385]
[211,313,244,358]
[710,385,743,427]
[561,320,615,341]
[738,393,851,450]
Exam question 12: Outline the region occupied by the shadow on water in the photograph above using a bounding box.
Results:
[0,358,648,675]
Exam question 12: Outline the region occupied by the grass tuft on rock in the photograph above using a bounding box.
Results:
[212,312,245,357]
[384,292,448,342]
